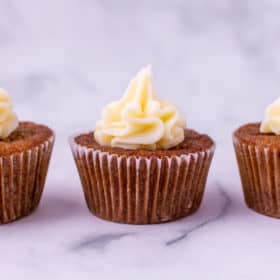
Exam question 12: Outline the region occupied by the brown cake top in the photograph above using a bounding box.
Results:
[74,129,214,157]
[0,121,54,156]
[233,122,280,147]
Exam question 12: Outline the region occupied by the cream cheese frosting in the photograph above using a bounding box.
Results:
[95,66,186,150]
[0,89,19,139]
[260,97,280,134]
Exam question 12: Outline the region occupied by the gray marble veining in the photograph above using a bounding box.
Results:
[166,185,231,246]
[72,233,133,252]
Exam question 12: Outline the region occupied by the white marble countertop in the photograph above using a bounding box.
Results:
[1,0,280,279]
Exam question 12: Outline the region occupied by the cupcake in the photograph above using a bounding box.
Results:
[70,66,215,224]
[233,97,280,218]
[0,89,55,224]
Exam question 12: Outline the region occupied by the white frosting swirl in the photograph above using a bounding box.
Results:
[95,66,186,150]
[0,89,19,139]
[260,97,280,134]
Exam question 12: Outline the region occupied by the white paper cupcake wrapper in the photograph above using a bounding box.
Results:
[70,133,215,224]
[234,136,280,217]
[0,135,55,224]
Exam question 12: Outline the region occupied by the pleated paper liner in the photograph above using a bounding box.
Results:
[233,136,280,218]
[70,134,215,224]
[0,135,55,224]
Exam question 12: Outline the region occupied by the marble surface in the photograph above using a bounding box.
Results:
[1,0,280,279]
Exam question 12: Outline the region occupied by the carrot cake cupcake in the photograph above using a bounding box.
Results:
[233,97,280,218]
[0,89,55,224]
[70,66,215,224]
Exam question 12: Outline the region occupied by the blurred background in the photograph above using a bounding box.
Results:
[1,0,280,188]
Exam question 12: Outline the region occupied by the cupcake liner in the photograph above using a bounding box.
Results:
[70,134,215,224]
[233,137,280,218]
[0,135,55,224]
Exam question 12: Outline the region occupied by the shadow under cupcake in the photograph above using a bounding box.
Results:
[70,66,215,224]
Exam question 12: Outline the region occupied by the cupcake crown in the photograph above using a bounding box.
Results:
[0,89,19,139]
[95,65,186,150]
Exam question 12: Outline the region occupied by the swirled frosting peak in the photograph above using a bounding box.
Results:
[0,89,19,139]
[260,97,280,134]
[95,66,186,150]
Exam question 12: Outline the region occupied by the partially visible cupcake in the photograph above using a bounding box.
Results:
[233,97,280,218]
[70,66,215,224]
[0,89,55,224]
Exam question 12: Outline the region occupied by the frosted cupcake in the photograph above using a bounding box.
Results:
[70,66,215,224]
[233,97,280,218]
[0,89,55,224]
